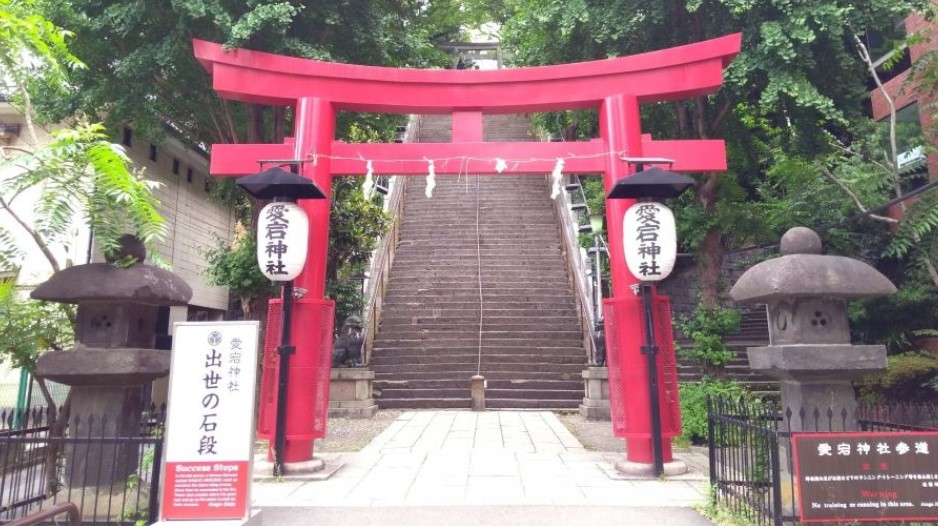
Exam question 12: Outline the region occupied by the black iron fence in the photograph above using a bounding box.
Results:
[708,396,938,526]
[0,405,164,525]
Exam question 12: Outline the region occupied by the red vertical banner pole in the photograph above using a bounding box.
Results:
[600,94,674,465]
[280,97,335,463]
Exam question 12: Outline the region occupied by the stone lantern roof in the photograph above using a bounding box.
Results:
[730,227,895,303]
[30,263,191,305]
[30,234,191,305]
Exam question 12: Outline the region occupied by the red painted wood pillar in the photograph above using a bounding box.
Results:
[282,97,335,463]
[600,94,674,465]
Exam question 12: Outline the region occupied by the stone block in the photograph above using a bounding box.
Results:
[746,344,886,381]
[328,368,377,418]
[579,367,610,420]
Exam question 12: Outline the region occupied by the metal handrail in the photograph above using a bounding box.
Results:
[6,502,79,526]
[552,172,606,365]
[359,116,418,365]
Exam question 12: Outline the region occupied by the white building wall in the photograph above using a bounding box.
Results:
[119,130,234,311]
[0,104,234,311]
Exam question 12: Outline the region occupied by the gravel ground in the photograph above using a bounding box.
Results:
[314,410,402,452]
[555,412,625,452]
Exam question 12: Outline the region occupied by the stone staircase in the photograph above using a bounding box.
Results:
[370,115,586,410]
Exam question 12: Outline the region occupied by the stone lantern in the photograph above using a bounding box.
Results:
[729,227,896,431]
[31,235,192,485]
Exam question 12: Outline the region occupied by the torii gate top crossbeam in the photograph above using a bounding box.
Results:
[193,34,740,113]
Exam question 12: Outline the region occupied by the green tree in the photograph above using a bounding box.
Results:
[0,1,167,415]
[501,0,930,307]
[39,1,439,329]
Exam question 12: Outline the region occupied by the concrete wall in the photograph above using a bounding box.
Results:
[117,128,234,311]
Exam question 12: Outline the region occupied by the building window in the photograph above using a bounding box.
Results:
[149,144,158,162]
[879,103,928,191]
[172,158,180,175]
[122,127,132,147]
[186,168,193,183]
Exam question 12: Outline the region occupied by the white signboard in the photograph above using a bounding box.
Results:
[161,321,259,521]
[622,201,677,282]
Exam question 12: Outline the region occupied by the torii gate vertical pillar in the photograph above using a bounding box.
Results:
[278,97,336,465]
[601,95,682,471]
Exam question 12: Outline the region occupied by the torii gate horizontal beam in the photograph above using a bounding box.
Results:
[193,34,740,113]
[209,136,726,176]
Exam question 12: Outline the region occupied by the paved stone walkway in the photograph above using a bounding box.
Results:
[252,411,710,509]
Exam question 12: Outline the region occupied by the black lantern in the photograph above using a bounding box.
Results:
[236,162,326,477]
[607,159,694,478]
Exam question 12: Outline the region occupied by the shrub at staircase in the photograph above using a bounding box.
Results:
[677,305,741,377]
[678,378,747,445]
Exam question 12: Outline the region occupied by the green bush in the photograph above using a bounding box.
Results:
[855,352,938,403]
[678,306,742,369]
[678,379,748,445]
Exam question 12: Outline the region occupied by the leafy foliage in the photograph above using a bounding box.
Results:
[678,379,748,445]
[678,306,742,369]
[502,0,931,308]
[203,224,273,320]
[0,0,82,102]
[0,122,167,268]
[856,352,938,402]
[0,279,73,371]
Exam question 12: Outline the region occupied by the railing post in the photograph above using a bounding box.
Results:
[707,396,717,491]
[770,428,783,526]
[148,432,165,524]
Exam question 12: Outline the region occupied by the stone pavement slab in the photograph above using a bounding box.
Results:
[262,506,716,526]
[251,410,711,515]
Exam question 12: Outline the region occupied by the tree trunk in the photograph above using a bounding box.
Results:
[696,172,723,309]
[697,227,723,309]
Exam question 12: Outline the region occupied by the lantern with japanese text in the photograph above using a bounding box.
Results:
[256,202,308,281]
[622,201,676,282]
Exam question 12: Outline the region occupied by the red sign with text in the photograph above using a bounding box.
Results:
[794,432,938,523]
[161,461,250,520]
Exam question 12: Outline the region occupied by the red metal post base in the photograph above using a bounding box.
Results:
[603,294,681,464]
[257,298,335,463]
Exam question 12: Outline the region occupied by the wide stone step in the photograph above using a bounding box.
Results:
[371,345,585,356]
[376,326,582,338]
[372,378,583,390]
[378,315,579,326]
[370,362,583,374]
[369,353,585,366]
[486,398,581,409]
[377,398,470,409]
[389,271,570,281]
[376,388,582,400]
[386,282,574,290]
[389,262,567,271]
[373,330,582,340]
[379,301,576,311]
[373,370,583,381]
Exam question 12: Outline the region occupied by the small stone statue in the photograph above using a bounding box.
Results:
[593,320,606,366]
[332,315,364,367]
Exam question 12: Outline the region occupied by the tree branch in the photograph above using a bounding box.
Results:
[709,97,735,136]
[0,194,62,273]
[816,163,898,224]
[853,33,903,200]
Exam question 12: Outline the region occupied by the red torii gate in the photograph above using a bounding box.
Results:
[194,33,741,471]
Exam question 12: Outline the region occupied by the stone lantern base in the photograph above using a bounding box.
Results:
[328,368,377,418]
[579,367,611,420]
